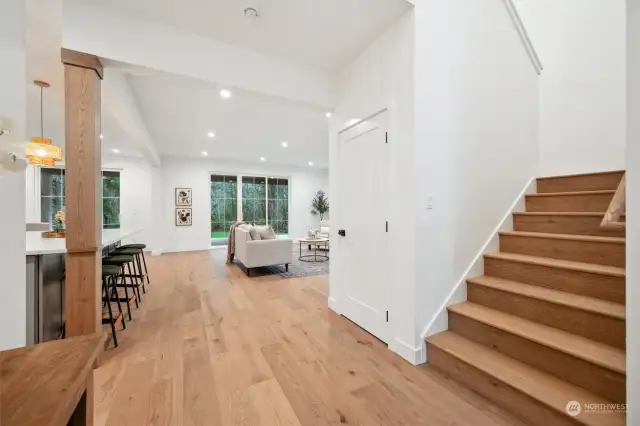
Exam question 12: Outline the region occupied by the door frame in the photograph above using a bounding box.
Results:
[334,108,392,343]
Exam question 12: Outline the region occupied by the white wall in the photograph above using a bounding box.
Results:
[414,0,539,359]
[516,0,626,176]
[627,0,639,422]
[102,156,155,248]
[0,0,27,350]
[331,11,417,360]
[159,157,328,254]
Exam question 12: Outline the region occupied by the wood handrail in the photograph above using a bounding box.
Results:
[601,173,626,230]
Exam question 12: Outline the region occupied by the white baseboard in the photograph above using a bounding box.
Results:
[420,177,537,344]
[328,297,341,314]
[151,249,163,257]
[389,338,426,365]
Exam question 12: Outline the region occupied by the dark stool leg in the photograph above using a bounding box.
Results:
[134,253,146,294]
[140,250,150,285]
[102,278,118,348]
[126,261,142,304]
[119,265,137,313]
[109,274,126,330]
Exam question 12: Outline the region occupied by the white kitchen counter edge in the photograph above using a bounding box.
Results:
[26,228,142,256]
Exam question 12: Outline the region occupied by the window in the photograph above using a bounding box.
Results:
[268,178,289,235]
[40,168,121,229]
[40,168,65,226]
[210,174,238,239]
[242,176,267,225]
[102,171,121,229]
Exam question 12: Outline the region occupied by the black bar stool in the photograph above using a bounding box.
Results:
[103,254,142,310]
[118,244,150,286]
[112,247,146,295]
[102,264,125,348]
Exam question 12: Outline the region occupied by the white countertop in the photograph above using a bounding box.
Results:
[26,228,142,255]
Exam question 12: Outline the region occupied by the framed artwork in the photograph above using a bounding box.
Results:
[175,188,192,206]
[175,208,192,226]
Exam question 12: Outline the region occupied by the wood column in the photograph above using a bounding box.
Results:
[62,49,103,337]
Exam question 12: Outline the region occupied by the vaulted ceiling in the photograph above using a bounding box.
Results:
[78,0,412,72]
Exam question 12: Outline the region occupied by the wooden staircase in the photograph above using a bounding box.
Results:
[426,170,626,426]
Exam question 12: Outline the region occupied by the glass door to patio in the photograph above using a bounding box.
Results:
[210,174,238,245]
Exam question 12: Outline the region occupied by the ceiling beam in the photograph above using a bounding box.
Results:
[61,48,103,79]
[62,0,337,108]
[102,69,161,166]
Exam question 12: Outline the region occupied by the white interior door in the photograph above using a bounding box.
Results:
[336,110,389,343]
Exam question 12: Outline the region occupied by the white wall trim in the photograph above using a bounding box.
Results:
[502,0,543,74]
[389,338,426,365]
[328,297,341,314]
[420,177,536,359]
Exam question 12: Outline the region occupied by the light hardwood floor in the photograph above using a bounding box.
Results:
[95,250,527,426]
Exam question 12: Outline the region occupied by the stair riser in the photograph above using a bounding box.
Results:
[537,172,624,193]
[427,344,581,426]
[513,215,625,237]
[449,312,625,402]
[526,193,613,212]
[499,234,625,267]
[467,283,625,348]
[483,256,625,304]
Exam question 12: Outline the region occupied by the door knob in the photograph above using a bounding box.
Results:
[338,229,346,237]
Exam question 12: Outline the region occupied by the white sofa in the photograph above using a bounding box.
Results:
[234,227,293,276]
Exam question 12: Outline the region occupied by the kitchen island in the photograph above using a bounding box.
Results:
[26,228,141,344]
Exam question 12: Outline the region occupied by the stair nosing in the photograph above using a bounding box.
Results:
[427,332,624,426]
[526,190,615,197]
[499,231,625,244]
[467,275,625,320]
[448,302,626,374]
[483,252,625,277]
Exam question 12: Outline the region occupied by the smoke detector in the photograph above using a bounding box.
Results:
[244,7,258,19]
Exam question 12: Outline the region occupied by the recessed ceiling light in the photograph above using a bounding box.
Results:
[260,157,265,162]
[308,161,314,166]
[207,131,215,138]
[220,89,232,99]
[202,151,208,156]
[325,112,332,118]
[112,148,120,154]
[281,141,288,148]
[99,134,104,140]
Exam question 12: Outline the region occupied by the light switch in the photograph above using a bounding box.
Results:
[426,194,434,210]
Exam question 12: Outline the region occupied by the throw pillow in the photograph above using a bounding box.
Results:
[249,226,261,240]
[257,225,277,240]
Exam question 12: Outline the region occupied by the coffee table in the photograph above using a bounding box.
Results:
[298,237,329,262]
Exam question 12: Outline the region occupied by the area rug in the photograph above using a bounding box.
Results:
[235,245,329,279]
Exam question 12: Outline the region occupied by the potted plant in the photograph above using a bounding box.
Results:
[311,190,330,222]
[44,207,66,238]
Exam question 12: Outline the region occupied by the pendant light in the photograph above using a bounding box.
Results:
[25,80,63,167]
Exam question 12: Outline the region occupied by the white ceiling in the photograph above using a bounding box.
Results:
[112,69,330,168]
[80,0,412,72]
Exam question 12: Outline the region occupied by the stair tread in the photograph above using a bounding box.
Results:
[513,212,607,217]
[526,190,615,197]
[448,302,625,373]
[427,332,626,426]
[484,252,625,277]
[537,170,625,180]
[468,275,625,320]
[500,231,625,244]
